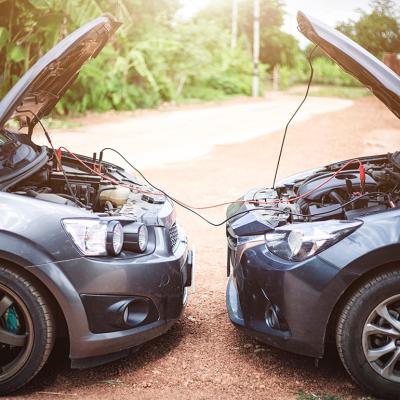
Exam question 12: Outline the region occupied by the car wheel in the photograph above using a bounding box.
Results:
[336,269,400,399]
[0,265,55,394]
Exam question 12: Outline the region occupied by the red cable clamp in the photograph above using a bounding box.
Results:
[55,148,62,171]
[359,164,366,194]
[56,148,62,161]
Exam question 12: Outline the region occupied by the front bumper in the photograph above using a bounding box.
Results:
[225,203,400,359]
[30,225,194,368]
[225,230,340,358]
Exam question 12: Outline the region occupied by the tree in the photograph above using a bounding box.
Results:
[336,0,400,58]
[195,0,300,70]
[260,28,299,68]
[0,0,183,105]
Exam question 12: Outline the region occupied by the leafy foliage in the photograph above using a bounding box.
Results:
[196,0,299,70]
[0,0,257,114]
[278,55,360,90]
[336,0,400,58]
[0,0,397,115]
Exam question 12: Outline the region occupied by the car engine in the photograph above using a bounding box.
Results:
[249,153,400,226]
[2,131,399,228]
[1,131,167,221]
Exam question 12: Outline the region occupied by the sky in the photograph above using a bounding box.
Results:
[179,0,372,47]
[283,0,371,47]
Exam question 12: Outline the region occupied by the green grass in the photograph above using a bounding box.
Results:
[288,85,371,100]
[297,390,339,400]
[4,117,82,131]
[296,390,377,400]
[43,117,82,129]
[174,93,244,106]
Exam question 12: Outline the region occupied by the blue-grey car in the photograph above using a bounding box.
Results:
[0,16,193,394]
[226,12,400,400]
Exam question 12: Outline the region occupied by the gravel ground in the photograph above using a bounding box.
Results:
[8,95,399,400]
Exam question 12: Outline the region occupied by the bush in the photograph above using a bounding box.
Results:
[0,0,365,117]
[311,57,361,86]
[278,56,362,90]
[56,19,258,113]
[1,0,256,116]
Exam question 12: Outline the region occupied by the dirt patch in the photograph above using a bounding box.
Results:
[13,96,400,400]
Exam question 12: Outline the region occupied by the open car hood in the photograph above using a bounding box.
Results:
[297,12,400,118]
[0,15,120,130]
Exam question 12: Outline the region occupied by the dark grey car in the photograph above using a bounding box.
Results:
[0,16,193,394]
[226,12,400,400]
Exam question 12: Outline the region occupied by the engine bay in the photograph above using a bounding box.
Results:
[2,130,400,229]
[1,130,167,222]
[249,153,400,226]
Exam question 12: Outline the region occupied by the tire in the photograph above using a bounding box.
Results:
[0,265,55,394]
[336,269,400,400]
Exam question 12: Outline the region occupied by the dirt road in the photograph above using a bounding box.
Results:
[14,95,400,400]
[34,94,352,168]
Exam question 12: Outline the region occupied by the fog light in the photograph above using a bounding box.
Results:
[109,299,150,328]
[124,299,149,327]
[106,220,124,256]
[81,295,159,333]
[265,304,281,330]
[123,222,148,253]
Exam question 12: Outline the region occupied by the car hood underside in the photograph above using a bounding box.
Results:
[0,15,120,131]
[297,11,400,119]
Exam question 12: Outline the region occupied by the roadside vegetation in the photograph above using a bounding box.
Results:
[287,85,371,100]
[0,0,399,116]
[297,391,377,400]
[297,390,339,400]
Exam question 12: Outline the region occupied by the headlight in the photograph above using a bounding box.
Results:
[63,219,124,256]
[123,222,148,253]
[107,220,124,256]
[265,220,362,261]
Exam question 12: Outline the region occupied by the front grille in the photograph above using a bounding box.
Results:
[169,223,179,249]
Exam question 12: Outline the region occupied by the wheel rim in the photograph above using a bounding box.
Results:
[0,283,34,383]
[362,294,400,383]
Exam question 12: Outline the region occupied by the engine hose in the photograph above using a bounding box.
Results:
[329,190,345,205]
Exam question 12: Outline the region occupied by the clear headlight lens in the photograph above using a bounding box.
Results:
[265,220,362,261]
[63,219,124,256]
[138,224,148,252]
[107,220,124,256]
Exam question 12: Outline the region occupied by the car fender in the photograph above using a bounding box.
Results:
[0,230,89,357]
[317,241,400,354]
[276,213,400,357]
